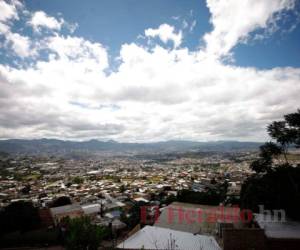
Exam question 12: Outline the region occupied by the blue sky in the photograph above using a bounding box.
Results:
[4,0,300,69]
[0,0,300,142]
[24,0,210,52]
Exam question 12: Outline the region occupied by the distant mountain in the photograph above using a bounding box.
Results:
[0,139,262,155]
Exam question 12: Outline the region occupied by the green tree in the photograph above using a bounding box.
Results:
[241,109,300,219]
[177,189,221,205]
[164,194,177,205]
[250,142,282,173]
[241,165,300,219]
[119,184,125,193]
[121,201,146,228]
[73,176,84,184]
[64,217,107,250]
[0,201,41,235]
[249,109,300,173]
[50,196,72,208]
[20,184,31,195]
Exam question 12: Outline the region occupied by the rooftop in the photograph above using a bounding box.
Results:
[50,204,82,216]
[117,225,221,250]
[155,202,240,234]
[255,213,300,239]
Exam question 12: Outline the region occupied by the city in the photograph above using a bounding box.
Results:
[1,0,300,249]
[1,138,300,249]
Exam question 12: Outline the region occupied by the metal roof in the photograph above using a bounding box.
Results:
[81,203,100,215]
[117,225,221,250]
[255,213,300,239]
[155,202,240,234]
[50,204,82,215]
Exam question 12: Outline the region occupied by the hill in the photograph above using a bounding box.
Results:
[0,139,262,156]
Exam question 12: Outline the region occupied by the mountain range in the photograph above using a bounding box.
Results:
[0,139,262,155]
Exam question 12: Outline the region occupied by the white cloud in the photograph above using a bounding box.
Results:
[0,24,35,58]
[46,35,108,70]
[1,39,300,141]
[0,0,299,142]
[190,20,197,32]
[5,32,33,57]
[145,24,183,48]
[0,27,35,58]
[203,0,296,58]
[29,11,63,31]
[0,0,19,22]
[0,22,10,34]
[0,0,34,57]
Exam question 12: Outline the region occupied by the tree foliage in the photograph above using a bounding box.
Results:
[73,176,84,184]
[241,165,300,219]
[121,201,146,228]
[0,201,41,235]
[63,216,107,250]
[249,109,300,173]
[21,185,31,195]
[177,182,228,206]
[50,196,72,208]
[242,109,300,219]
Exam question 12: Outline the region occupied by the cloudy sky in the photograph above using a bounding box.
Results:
[0,0,300,142]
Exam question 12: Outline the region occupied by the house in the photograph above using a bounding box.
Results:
[221,213,300,250]
[38,208,53,227]
[133,197,149,203]
[154,202,241,235]
[50,204,84,225]
[254,213,300,250]
[81,203,101,217]
[117,225,221,250]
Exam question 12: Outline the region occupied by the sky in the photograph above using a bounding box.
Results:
[0,0,300,142]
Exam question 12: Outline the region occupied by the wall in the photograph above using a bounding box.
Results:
[223,228,266,250]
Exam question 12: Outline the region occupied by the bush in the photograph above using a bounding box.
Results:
[241,165,300,220]
[0,229,59,247]
[0,201,41,235]
[63,216,108,250]
[177,189,221,205]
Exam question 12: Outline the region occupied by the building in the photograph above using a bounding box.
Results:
[154,202,241,235]
[221,213,300,250]
[117,225,221,250]
[50,204,84,225]
[81,203,101,216]
[254,213,300,250]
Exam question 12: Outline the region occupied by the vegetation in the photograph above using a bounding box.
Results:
[119,184,126,193]
[0,228,59,248]
[50,196,72,208]
[177,182,228,206]
[20,184,31,194]
[73,176,84,184]
[62,216,107,250]
[121,201,147,228]
[0,201,41,235]
[163,194,177,205]
[241,109,300,219]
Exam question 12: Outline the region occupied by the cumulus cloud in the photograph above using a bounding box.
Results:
[29,11,63,31]
[0,0,20,22]
[0,28,35,58]
[203,0,296,58]
[5,32,34,57]
[0,1,35,57]
[145,24,183,48]
[46,35,108,70]
[0,0,299,141]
